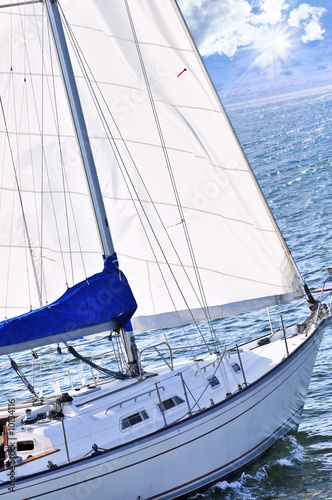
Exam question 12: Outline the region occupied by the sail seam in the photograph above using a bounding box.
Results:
[0,183,277,231]
[68,22,194,53]
[115,260,288,288]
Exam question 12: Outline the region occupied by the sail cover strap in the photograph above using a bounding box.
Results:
[0,254,137,355]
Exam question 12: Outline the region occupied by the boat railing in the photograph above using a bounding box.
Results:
[105,385,165,414]
[314,273,332,325]
[138,342,174,378]
[89,350,127,384]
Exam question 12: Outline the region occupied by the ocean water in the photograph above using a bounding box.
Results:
[192,86,332,499]
[1,86,331,499]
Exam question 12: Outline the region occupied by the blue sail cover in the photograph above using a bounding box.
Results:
[0,254,137,354]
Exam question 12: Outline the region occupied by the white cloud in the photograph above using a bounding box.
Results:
[288,4,326,43]
[178,0,326,57]
[251,0,289,25]
[178,0,253,57]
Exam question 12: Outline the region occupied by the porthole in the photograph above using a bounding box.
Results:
[207,376,220,388]
[232,362,241,373]
[17,440,34,451]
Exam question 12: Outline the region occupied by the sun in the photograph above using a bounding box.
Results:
[251,26,293,69]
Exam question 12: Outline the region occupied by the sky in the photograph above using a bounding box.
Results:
[178,0,332,103]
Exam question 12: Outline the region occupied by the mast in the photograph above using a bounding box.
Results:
[44,0,114,258]
[44,0,140,375]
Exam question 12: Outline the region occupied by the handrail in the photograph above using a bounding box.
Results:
[105,386,165,414]
[89,350,126,384]
[314,274,332,325]
[138,342,174,379]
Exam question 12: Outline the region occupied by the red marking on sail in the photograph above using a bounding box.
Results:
[177,68,187,77]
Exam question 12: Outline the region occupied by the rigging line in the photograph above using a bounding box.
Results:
[0,93,43,306]
[20,4,44,309]
[42,14,72,286]
[3,75,17,319]
[60,7,211,353]
[17,0,46,305]
[17,1,61,308]
[4,158,15,319]
[1,16,17,318]
[18,75,34,310]
[0,175,7,314]
[32,350,35,387]
[108,335,121,374]
[194,355,223,407]
[24,82,41,308]
[40,1,46,304]
[19,3,43,296]
[10,0,13,69]
[124,1,216,342]
[11,3,41,310]
[48,345,58,381]
[21,2,72,295]
[39,346,42,396]
[18,0,45,307]
[45,14,74,286]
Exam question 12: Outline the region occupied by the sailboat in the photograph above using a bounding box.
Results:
[0,0,330,498]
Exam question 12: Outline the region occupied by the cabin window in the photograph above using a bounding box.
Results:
[120,410,149,430]
[207,376,220,388]
[17,440,34,451]
[157,395,185,413]
[232,363,241,373]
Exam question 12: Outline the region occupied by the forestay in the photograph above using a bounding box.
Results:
[0,0,303,341]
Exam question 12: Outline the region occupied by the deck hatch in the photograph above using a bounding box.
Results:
[120,410,149,430]
[157,395,185,412]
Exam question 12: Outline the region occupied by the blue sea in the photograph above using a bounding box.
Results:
[194,86,332,499]
[1,86,332,499]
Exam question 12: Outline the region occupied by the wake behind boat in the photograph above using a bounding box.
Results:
[0,1,331,499]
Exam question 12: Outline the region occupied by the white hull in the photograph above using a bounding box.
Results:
[0,315,328,500]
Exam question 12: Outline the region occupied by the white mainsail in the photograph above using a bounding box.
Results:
[0,0,303,335]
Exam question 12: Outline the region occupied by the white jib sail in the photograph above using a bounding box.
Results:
[0,0,303,333]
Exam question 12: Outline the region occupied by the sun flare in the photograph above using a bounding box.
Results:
[252,26,292,69]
